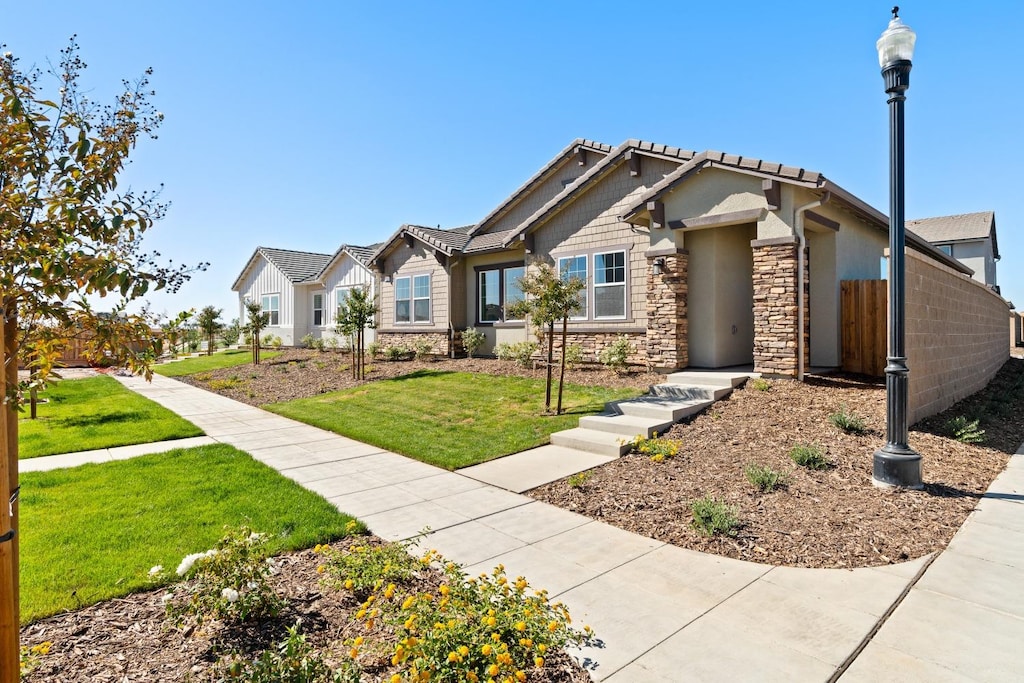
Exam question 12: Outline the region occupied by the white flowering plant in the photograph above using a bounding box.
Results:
[163,525,285,625]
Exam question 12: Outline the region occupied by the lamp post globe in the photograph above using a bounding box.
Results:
[873,7,923,489]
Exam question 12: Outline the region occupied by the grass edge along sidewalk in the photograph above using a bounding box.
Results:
[20,443,357,622]
[266,369,641,469]
[154,348,281,377]
[18,375,203,459]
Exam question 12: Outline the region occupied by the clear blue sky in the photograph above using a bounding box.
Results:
[4,1,1022,322]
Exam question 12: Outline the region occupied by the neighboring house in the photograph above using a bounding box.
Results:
[906,211,999,291]
[232,244,378,346]
[369,137,974,377]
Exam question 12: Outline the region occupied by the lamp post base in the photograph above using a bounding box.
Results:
[872,445,923,489]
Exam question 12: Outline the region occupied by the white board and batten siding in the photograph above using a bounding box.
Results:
[318,254,377,343]
[237,258,297,345]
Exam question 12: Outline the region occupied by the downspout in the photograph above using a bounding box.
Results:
[794,191,831,381]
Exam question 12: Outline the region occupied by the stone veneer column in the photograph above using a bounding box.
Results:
[645,249,688,370]
[751,236,808,377]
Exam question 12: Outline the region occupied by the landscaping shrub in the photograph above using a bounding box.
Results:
[318,537,420,600]
[219,621,356,683]
[789,443,830,470]
[945,415,986,444]
[829,404,868,434]
[221,318,242,346]
[750,377,770,391]
[690,496,740,537]
[301,333,327,352]
[384,345,413,361]
[462,327,486,358]
[599,335,632,374]
[744,463,789,492]
[162,525,285,625]
[367,341,381,358]
[626,435,681,462]
[495,341,538,368]
[563,343,584,369]
[414,339,433,360]
[567,470,592,489]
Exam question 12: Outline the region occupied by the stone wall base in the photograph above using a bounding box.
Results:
[377,331,460,357]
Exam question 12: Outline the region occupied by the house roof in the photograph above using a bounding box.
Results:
[310,242,382,282]
[469,138,613,236]
[499,139,698,247]
[464,229,518,254]
[231,246,333,291]
[907,211,998,258]
[617,149,973,277]
[368,224,475,267]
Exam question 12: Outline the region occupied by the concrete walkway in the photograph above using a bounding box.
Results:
[32,373,1024,681]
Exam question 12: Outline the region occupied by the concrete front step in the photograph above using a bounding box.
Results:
[578,414,674,439]
[664,371,750,388]
[612,396,713,422]
[649,383,731,401]
[550,428,632,457]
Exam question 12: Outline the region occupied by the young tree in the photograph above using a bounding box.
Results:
[336,286,377,380]
[243,300,269,365]
[196,305,223,356]
[507,262,585,415]
[221,317,242,346]
[161,309,194,357]
[0,39,203,676]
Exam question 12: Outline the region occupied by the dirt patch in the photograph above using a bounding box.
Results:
[21,538,591,682]
[530,361,1024,568]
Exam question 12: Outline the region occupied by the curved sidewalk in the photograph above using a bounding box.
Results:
[65,373,1021,681]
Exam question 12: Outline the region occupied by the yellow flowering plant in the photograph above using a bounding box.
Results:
[625,434,682,462]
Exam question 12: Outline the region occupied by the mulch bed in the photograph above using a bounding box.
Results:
[531,360,1024,568]
[21,537,591,682]
[175,348,660,405]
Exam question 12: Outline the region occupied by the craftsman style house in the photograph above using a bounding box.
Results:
[232,244,378,346]
[366,138,979,377]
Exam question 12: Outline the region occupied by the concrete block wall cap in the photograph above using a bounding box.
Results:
[751,236,800,247]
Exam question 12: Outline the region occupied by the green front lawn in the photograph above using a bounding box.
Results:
[20,444,357,622]
[18,375,204,459]
[266,370,641,469]
[154,348,281,377]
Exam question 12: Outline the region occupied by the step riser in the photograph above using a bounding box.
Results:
[578,416,673,438]
[617,401,710,422]
[550,433,630,457]
[649,384,730,401]
[665,373,749,389]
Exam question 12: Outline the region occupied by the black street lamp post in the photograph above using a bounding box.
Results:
[873,7,923,489]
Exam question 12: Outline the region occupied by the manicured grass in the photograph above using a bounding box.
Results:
[154,348,281,377]
[20,444,356,623]
[266,370,642,469]
[18,375,204,459]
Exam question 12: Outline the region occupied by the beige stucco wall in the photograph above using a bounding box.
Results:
[686,223,756,367]
[904,249,1010,425]
[483,151,608,235]
[529,157,680,336]
[807,229,838,367]
[379,240,449,331]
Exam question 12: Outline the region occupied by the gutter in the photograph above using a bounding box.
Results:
[794,191,831,381]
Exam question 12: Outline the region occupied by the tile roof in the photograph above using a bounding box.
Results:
[408,225,473,253]
[907,211,996,246]
[499,139,697,247]
[469,138,613,236]
[258,247,333,283]
[464,229,518,253]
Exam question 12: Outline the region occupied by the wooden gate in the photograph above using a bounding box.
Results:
[841,280,886,377]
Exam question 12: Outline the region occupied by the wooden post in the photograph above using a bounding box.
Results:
[0,310,19,683]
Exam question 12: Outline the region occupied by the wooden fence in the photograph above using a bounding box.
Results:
[840,280,886,377]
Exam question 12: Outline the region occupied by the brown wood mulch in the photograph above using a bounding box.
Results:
[21,538,591,682]
[531,359,1024,568]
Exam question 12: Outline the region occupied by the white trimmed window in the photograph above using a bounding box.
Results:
[593,250,626,319]
[395,274,431,323]
[557,255,588,320]
[313,293,324,326]
[477,264,525,324]
[260,294,280,326]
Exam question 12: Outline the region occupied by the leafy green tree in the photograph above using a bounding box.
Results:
[162,309,194,356]
[507,262,585,415]
[336,286,377,380]
[196,305,223,356]
[0,38,203,677]
[221,317,242,346]
[243,300,269,365]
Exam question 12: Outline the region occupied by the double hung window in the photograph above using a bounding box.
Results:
[260,294,280,325]
[555,249,627,320]
[395,274,431,323]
